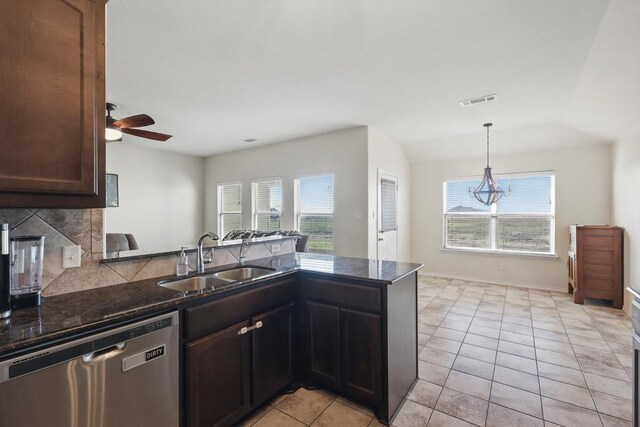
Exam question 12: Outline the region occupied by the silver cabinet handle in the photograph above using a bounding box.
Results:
[237,321,263,335]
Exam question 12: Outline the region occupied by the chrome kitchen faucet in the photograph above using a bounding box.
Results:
[196,232,219,273]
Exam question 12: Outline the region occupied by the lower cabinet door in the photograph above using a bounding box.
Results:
[186,320,251,427]
[341,308,382,403]
[307,301,341,388]
[252,302,295,405]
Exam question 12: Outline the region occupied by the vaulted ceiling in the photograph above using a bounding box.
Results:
[106,0,640,160]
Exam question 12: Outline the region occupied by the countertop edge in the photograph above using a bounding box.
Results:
[1,255,423,358]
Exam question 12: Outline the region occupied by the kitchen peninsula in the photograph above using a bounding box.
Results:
[0,252,422,426]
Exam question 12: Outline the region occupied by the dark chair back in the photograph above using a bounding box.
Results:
[106,233,138,252]
[296,235,310,252]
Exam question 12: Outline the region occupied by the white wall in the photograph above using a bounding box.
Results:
[106,143,205,252]
[411,144,612,290]
[205,127,369,258]
[367,127,411,262]
[611,124,640,314]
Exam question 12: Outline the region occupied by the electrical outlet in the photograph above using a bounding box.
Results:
[499,262,507,271]
[271,244,281,253]
[63,245,82,268]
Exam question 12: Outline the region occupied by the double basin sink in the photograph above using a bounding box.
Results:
[158,266,278,293]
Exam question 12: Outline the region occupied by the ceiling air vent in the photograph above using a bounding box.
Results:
[459,94,497,107]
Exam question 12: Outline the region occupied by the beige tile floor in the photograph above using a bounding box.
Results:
[238,387,384,427]
[240,275,634,427]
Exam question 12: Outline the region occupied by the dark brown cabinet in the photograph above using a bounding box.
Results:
[183,277,297,427]
[568,225,624,308]
[301,273,417,424]
[182,271,418,426]
[0,0,105,208]
[303,277,383,405]
[307,301,341,388]
[252,302,295,404]
[186,320,251,427]
[341,309,382,403]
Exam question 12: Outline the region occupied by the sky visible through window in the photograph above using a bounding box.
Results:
[298,175,333,213]
[447,175,552,213]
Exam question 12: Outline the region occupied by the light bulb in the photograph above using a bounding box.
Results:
[105,127,123,141]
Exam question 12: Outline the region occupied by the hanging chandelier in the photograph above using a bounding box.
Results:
[469,123,510,205]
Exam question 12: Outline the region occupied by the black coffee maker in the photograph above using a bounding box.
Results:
[1,224,11,318]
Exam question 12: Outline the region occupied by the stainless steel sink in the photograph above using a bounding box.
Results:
[158,266,277,293]
[213,266,276,282]
[157,275,234,293]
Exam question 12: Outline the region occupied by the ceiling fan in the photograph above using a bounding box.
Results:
[105,102,173,142]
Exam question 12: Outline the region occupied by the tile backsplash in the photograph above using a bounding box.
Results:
[0,208,294,296]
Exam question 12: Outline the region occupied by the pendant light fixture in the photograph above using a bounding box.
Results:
[469,123,510,205]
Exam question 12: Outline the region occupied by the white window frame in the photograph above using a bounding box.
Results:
[442,171,556,257]
[251,177,282,231]
[294,173,335,254]
[217,182,242,237]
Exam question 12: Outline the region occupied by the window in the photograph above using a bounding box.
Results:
[295,174,334,254]
[252,178,282,231]
[443,173,555,255]
[217,183,242,236]
[380,178,397,232]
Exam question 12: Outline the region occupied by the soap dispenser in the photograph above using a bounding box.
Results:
[176,247,189,276]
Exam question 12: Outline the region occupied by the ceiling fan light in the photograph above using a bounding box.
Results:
[105,126,123,141]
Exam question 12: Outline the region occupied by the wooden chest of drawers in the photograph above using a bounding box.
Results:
[568,225,624,308]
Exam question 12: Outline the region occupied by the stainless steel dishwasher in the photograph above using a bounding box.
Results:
[0,311,179,427]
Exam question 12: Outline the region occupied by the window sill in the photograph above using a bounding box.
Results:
[441,247,559,260]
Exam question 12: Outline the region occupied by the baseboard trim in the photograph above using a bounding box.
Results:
[418,271,564,292]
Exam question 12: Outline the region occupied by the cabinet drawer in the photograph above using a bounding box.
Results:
[184,277,295,341]
[304,277,381,313]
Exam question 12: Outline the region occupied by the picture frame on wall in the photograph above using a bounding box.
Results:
[106,173,119,207]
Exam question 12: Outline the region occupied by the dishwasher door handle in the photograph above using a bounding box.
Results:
[82,342,126,363]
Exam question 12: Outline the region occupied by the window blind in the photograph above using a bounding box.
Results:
[252,179,282,231]
[443,173,555,255]
[294,175,334,254]
[217,183,242,236]
[380,178,397,232]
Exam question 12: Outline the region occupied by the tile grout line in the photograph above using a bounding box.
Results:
[484,283,506,426]
[430,278,485,427]
[420,278,631,426]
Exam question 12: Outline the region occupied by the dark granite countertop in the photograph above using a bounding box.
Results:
[0,253,422,357]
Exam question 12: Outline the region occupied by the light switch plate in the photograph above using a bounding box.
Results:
[63,245,82,268]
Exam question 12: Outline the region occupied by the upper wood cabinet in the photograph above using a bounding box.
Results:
[0,0,106,208]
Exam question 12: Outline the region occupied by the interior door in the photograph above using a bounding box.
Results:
[377,170,398,261]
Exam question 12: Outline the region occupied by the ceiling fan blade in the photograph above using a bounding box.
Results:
[113,114,155,128]
[122,128,172,141]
